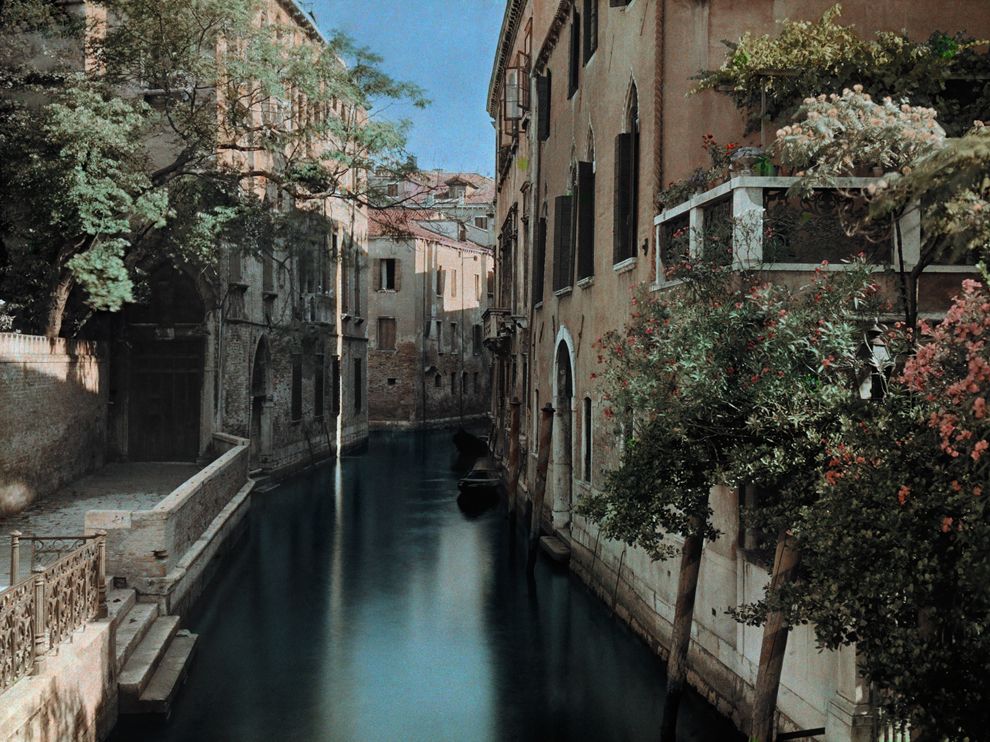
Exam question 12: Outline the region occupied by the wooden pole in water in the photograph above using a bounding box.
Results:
[506,398,521,519]
[750,531,801,742]
[527,403,555,576]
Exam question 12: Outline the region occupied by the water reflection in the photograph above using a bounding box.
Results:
[112,430,742,742]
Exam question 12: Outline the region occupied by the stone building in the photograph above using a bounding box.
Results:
[72,0,370,478]
[486,1,990,739]
[366,179,494,429]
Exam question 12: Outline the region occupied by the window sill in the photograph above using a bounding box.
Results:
[553,286,573,298]
[577,276,594,289]
[613,257,637,274]
[377,288,398,293]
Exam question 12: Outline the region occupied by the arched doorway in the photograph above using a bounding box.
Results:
[125,265,206,461]
[250,336,272,464]
[552,339,574,533]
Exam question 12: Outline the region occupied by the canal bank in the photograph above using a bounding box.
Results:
[111,429,742,741]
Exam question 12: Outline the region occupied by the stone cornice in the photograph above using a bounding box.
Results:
[487,0,527,117]
[534,0,573,74]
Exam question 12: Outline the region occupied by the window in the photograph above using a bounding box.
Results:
[614,86,640,263]
[451,372,457,394]
[474,216,488,229]
[583,0,598,63]
[435,268,445,296]
[331,357,341,416]
[451,269,457,297]
[378,317,396,350]
[387,378,397,386]
[436,320,443,354]
[462,372,468,395]
[473,372,479,393]
[434,374,442,388]
[386,182,398,197]
[314,355,325,420]
[228,247,243,283]
[450,322,458,353]
[262,250,274,293]
[583,397,593,481]
[533,215,547,306]
[487,271,495,299]
[378,258,398,291]
[568,9,581,98]
[537,73,551,142]
[291,354,302,422]
[576,160,596,279]
[473,324,482,355]
[354,358,362,412]
[552,194,575,291]
[474,273,481,300]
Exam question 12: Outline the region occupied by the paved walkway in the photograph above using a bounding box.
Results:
[0,463,200,586]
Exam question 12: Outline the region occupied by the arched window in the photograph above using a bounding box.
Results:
[613,82,640,263]
[576,127,596,281]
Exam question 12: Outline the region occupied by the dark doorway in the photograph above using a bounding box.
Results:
[125,265,206,462]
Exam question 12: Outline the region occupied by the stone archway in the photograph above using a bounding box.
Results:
[250,336,273,465]
[552,337,574,534]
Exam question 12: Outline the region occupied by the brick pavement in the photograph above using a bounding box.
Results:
[0,462,201,586]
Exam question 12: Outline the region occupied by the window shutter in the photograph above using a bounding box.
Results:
[394,259,402,292]
[568,12,580,98]
[533,216,547,306]
[631,128,640,256]
[577,161,595,279]
[553,195,574,291]
[439,268,446,296]
[537,75,551,142]
[613,133,633,262]
[374,258,382,291]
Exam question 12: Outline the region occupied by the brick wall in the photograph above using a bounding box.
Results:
[0,334,108,517]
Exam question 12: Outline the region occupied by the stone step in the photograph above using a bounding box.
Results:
[115,602,159,671]
[130,631,199,716]
[539,535,571,565]
[106,587,136,630]
[119,615,180,706]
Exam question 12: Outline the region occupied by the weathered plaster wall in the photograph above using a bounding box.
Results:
[0,334,107,517]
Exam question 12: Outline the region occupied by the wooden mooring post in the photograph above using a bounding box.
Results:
[527,403,555,576]
[506,398,522,519]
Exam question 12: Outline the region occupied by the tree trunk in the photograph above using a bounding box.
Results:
[660,510,708,741]
[507,398,522,519]
[527,403,555,576]
[43,270,74,338]
[750,531,801,742]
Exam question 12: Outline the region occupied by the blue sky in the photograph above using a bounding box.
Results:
[312,1,505,177]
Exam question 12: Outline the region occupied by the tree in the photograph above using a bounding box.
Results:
[0,0,427,336]
[581,253,882,741]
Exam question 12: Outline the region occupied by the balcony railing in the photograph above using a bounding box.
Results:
[652,176,978,286]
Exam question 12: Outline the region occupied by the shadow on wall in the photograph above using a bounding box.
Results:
[0,334,107,517]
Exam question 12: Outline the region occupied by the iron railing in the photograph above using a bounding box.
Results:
[0,532,107,695]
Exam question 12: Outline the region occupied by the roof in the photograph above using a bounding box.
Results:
[487,0,527,117]
[368,208,492,254]
[403,171,495,207]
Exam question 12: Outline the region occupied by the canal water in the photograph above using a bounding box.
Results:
[113,430,743,742]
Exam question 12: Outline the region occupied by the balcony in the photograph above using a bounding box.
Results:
[482,307,526,355]
[654,175,976,280]
[301,292,335,325]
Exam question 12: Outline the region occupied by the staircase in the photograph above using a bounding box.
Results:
[106,584,198,716]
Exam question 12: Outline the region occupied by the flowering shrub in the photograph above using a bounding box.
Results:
[656,135,738,210]
[775,87,945,187]
[694,4,990,137]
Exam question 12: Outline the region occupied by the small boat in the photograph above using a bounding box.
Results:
[457,457,500,512]
[453,428,489,458]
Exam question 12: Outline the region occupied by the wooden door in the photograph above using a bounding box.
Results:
[128,339,203,461]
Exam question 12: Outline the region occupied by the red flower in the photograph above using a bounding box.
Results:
[897,485,910,506]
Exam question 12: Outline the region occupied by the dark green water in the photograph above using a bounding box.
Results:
[112,430,743,742]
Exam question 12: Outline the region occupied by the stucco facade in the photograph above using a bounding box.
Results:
[367,197,494,429]
[487,1,990,739]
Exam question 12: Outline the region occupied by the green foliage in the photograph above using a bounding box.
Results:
[581,253,884,560]
[695,4,990,136]
[770,280,990,737]
[0,0,427,333]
